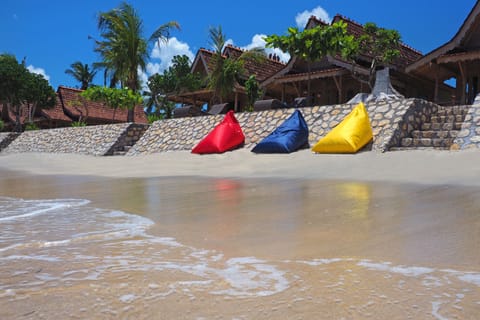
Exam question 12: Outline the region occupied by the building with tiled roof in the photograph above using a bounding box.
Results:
[0,86,147,131]
[58,86,147,125]
[170,44,286,111]
[406,0,480,105]
[262,14,452,106]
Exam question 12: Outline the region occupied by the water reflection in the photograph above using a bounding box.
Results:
[1,172,480,319]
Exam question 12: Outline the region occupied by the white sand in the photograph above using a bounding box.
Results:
[1,149,479,186]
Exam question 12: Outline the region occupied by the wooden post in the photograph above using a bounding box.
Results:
[333,76,343,103]
[459,62,467,104]
[234,92,239,112]
[281,84,286,103]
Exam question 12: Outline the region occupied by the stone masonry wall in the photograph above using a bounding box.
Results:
[2,98,478,156]
[454,103,480,149]
[128,98,438,155]
[0,132,21,152]
[3,123,134,156]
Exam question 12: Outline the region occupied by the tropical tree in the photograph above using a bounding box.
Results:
[94,2,180,122]
[245,75,263,111]
[0,54,27,131]
[349,22,401,89]
[81,86,143,122]
[65,61,97,89]
[24,72,56,124]
[264,21,354,99]
[144,54,201,118]
[208,25,265,104]
[0,54,55,132]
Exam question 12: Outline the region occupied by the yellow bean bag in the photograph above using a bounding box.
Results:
[312,102,373,153]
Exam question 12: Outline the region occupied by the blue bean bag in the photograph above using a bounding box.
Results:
[251,110,309,153]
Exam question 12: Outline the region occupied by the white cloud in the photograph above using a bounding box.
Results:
[295,6,331,28]
[139,36,195,91]
[150,36,194,73]
[27,65,50,82]
[241,34,290,63]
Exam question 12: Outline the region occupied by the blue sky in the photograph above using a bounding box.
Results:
[1,0,476,90]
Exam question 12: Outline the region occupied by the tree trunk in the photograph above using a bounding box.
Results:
[307,62,312,99]
[127,108,134,123]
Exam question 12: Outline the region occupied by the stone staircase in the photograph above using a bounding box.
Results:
[390,105,469,151]
[112,145,132,156]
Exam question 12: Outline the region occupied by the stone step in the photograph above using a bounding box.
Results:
[112,151,127,156]
[421,122,464,131]
[411,130,458,139]
[435,107,469,116]
[430,115,465,123]
[389,146,450,151]
[400,138,456,148]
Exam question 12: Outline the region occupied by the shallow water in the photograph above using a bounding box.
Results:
[0,173,479,319]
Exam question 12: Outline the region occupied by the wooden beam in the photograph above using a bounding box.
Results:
[437,50,480,64]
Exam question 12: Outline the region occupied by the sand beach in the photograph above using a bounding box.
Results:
[0,149,480,319]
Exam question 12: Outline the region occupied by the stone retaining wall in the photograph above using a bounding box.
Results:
[0,132,20,152]
[454,104,480,149]
[128,98,439,155]
[2,98,479,156]
[2,123,138,156]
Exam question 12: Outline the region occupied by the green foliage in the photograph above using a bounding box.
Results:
[0,54,56,132]
[71,121,87,127]
[245,75,263,112]
[65,61,97,89]
[0,119,4,131]
[144,55,200,119]
[359,22,401,67]
[264,21,353,97]
[265,21,352,63]
[147,114,164,123]
[81,86,143,113]
[24,72,56,124]
[208,25,265,104]
[25,123,39,131]
[0,54,29,108]
[94,2,179,121]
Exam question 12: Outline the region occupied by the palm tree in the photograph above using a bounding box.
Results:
[208,26,265,105]
[95,2,179,122]
[65,61,97,90]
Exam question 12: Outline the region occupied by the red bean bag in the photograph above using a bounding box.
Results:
[191,111,245,154]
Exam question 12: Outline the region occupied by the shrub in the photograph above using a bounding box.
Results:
[147,114,164,124]
[0,119,4,131]
[25,123,39,131]
[71,121,87,127]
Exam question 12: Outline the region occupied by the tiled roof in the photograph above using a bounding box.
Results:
[194,48,216,74]
[307,15,423,68]
[193,45,286,82]
[58,86,147,124]
[223,44,286,81]
[41,93,72,122]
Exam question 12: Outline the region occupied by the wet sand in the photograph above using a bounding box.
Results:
[0,150,480,319]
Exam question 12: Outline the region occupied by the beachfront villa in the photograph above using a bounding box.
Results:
[168,44,286,112]
[406,0,480,105]
[0,86,147,131]
[261,14,454,106]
